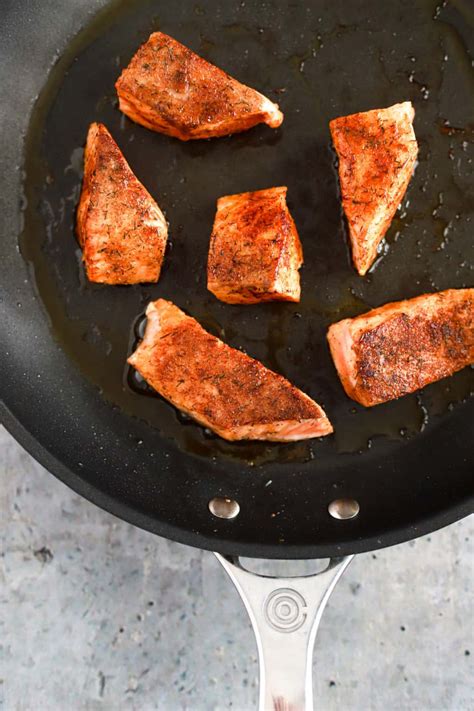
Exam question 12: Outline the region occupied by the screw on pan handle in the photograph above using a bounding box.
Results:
[215,553,354,711]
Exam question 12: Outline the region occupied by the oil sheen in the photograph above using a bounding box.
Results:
[20,0,474,466]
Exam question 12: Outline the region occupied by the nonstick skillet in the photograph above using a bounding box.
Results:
[1,0,473,708]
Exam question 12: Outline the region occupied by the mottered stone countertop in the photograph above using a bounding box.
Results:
[1,426,473,711]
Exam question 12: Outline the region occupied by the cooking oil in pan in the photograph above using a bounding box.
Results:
[19,0,473,467]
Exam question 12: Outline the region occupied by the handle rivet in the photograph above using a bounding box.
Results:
[209,496,240,519]
[328,498,360,520]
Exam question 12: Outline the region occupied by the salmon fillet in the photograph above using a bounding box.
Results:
[207,187,303,304]
[128,300,332,441]
[330,101,418,276]
[77,122,168,284]
[327,289,474,407]
[115,32,283,141]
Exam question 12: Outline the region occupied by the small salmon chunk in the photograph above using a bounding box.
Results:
[327,289,474,407]
[330,101,418,276]
[115,32,283,140]
[77,123,168,284]
[207,187,303,304]
[128,299,332,441]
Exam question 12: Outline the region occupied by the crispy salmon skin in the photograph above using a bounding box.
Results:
[330,101,418,276]
[77,123,168,284]
[115,32,283,140]
[128,300,332,441]
[207,187,303,304]
[327,289,474,407]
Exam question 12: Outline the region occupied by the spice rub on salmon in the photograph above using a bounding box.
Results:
[207,187,303,304]
[128,300,333,441]
[77,123,168,284]
[330,101,418,276]
[327,289,474,407]
[115,32,283,141]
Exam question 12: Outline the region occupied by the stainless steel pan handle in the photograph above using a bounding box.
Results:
[215,553,353,711]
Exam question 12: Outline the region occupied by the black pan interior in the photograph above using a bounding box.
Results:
[2,0,473,557]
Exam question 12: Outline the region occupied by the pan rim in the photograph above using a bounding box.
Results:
[3,401,472,559]
[2,0,473,561]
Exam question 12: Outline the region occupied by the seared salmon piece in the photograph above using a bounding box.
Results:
[207,187,303,304]
[128,300,332,441]
[327,289,474,407]
[330,101,418,276]
[115,32,283,140]
[77,123,168,284]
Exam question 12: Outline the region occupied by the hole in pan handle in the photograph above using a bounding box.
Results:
[215,553,354,711]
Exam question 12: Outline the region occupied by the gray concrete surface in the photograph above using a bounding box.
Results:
[1,426,472,711]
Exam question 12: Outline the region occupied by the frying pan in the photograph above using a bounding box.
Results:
[1,0,473,708]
